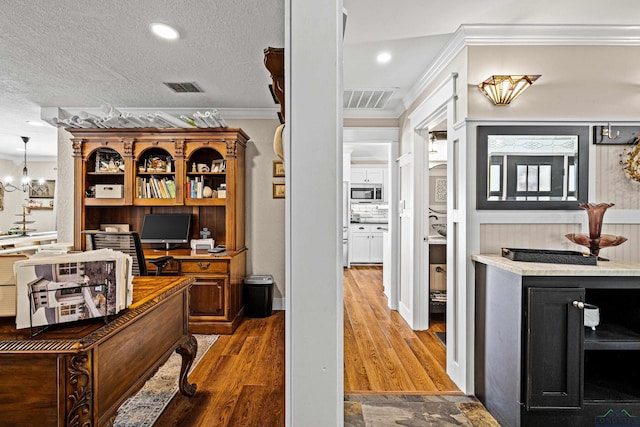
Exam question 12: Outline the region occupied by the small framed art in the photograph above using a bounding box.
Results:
[273,160,285,177]
[273,182,285,199]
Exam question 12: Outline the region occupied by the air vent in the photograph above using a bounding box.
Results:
[344,89,395,109]
[163,82,203,93]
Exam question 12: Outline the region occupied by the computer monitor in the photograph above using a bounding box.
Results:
[140,213,192,250]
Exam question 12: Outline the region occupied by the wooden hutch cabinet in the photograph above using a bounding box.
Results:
[69,127,248,334]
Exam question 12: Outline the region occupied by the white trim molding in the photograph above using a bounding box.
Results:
[403,24,640,112]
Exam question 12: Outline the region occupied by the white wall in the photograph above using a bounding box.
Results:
[226,119,286,305]
[468,45,640,120]
[0,158,57,234]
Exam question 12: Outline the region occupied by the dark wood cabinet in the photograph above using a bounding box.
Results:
[474,255,640,427]
[525,287,583,410]
[70,127,248,334]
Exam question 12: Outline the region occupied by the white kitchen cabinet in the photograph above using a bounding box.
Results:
[351,167,384,184]
[350,224,385,263]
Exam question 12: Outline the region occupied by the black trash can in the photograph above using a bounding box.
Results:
[244,275,274,318]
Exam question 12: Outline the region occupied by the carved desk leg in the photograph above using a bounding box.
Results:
[176,334,198,396]
[66,351,93,427]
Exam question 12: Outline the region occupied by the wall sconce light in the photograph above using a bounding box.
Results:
[478,75,540,106]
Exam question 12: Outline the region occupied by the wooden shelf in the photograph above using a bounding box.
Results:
[86,171,124,176]
[184,198,226,206]
[84,198,125,206]
[186,172,226,176]
[137,172,175,176]
[27,206,53,211]
[133,198,176,206]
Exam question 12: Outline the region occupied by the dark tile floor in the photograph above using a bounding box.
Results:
[345,394,500,426]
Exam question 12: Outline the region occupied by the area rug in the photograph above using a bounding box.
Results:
[114,334,219,427]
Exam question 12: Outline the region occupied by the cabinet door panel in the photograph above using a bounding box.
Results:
[350,169,367,183]
[190,279,226,317]
[366,169,384,184]
[369,232,383,263]
[526,287,584,410]
[351,233,370,262]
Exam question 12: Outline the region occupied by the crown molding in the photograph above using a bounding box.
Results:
[461,24,640,46]
[403,24,640,111]
[41,106,280,124]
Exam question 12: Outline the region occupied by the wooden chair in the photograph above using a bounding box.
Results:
[0,254,28,316]
[86,231,173,276]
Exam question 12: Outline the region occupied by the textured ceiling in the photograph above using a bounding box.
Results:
[1,1,640,160]
[0,1,284,160]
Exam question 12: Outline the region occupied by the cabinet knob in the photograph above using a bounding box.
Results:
[435,266,445,273]
[572,301,585,309]
[197,261,210,270]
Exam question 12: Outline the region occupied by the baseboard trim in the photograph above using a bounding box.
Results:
[273,297,285,311]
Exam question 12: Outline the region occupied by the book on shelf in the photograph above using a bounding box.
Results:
[13,249,133,329]
[136,176,175,198]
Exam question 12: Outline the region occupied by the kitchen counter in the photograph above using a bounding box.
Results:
[350,221,388,224]
[472,253,640,276]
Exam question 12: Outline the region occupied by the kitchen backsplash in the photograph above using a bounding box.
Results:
[351,203,388,223]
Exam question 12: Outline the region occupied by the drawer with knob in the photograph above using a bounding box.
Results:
[180,259,228,274]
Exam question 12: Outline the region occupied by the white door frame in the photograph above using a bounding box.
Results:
[343,127,399,309]
[406,72,470,392]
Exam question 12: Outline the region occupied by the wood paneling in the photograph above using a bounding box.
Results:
[480,223,582,254]
[596,145,640,209]
[480,223,640,262]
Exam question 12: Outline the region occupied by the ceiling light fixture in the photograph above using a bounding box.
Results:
[26,120,44,127]
[376,52,391,64]
[150,22,180,40]
[429,132,438,153]
[2,136,32,193]
[478,75,540,106]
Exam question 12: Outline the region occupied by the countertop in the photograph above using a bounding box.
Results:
[472,253,640,276]
[350,221,388,224]
[428,236,446,245]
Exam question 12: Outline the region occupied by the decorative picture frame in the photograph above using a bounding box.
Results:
[273,182,285,199]
[429,176,447,204]
[273,160,285,177]
[28,180,55,199]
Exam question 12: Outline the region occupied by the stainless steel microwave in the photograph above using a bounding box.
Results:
[350,184,383,202]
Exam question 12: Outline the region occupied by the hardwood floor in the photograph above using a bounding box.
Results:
[344,265,459,394]
[157,265,458,426]
[155,311,286,427]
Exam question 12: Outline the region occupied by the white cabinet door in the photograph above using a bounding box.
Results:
[366,169,384,184]
[369,231,384,263]
[351,232,371,263]
[351,169,367,183]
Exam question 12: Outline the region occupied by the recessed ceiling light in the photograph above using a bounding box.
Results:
[26,120,44,126]
[150,22,180,40]
[376,52,392,64]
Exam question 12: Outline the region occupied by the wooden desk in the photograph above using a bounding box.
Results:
[145,248,246,334]
[0,276,196,427]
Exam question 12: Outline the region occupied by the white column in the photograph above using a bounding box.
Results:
[285,0,343,425]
